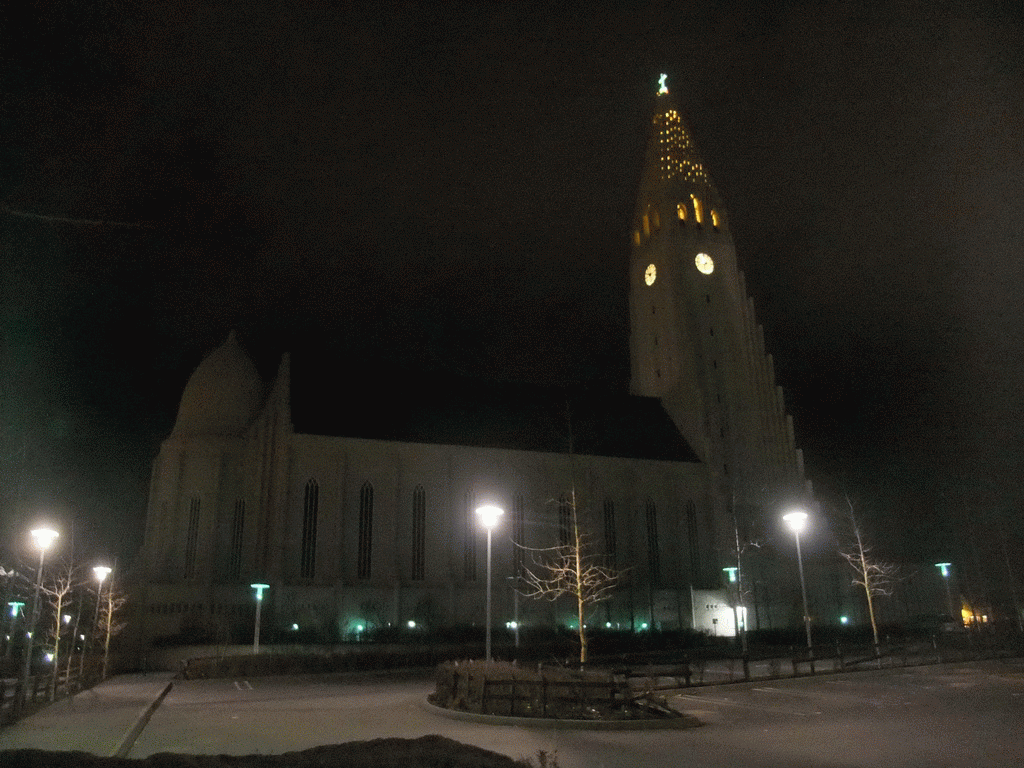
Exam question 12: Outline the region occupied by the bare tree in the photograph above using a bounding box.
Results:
[518,488,625,663]
[838,497,899,649]
[41,560,83,700]
[97,579,128,680]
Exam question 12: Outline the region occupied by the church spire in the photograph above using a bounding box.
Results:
[642,74,716,199]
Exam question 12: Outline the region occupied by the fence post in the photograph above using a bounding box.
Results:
[541,676,548,717]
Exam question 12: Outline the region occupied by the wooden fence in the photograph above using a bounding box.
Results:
[0,675,51,724]
[435,664,685,719]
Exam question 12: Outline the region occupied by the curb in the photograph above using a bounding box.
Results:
[112,681,174,758]
[418,698,702,730]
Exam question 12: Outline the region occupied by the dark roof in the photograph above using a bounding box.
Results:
[289,360,699,463]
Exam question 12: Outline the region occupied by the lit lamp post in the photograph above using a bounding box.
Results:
[935,562,957,625]
[88,566,111,680]
[476,504,503,662]
[783,511,813,671]
[250,583,270,654]
[5,602,25,659]
[722,567,742,634]
[16,527,58,716]
[506,575,520,649]
[92,567,111,629]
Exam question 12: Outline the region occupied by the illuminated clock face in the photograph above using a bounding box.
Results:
[695,252,714,275]
[644,264,657,285]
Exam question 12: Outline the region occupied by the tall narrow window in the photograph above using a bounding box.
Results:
[184,497,200,579]
[411,485,426,581]
[513,494,525,577]
[710,209,720,228]
[676,202,688,221]
[645,498,660,582]
[642,214,650,236]
[691,194,704,224]
[229,499,245,579]
[301,480,318,579]
[603,498,617,567]
[558,494,572,547]
[358,482,373,579]
[463,492,476,581]
[687,501,702,583]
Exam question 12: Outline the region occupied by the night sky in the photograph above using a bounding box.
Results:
[2,2,1023,583]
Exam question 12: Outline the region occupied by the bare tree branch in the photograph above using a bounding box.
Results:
[517,489,627,663]
[838,496,900,648]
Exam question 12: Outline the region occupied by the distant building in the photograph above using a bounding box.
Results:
[134,78,808,644]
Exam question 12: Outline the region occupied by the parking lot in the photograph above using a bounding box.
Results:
[3,659,1024,767]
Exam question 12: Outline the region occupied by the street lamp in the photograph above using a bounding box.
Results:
[782,511,813,670]
[5,602,25,659]
[92,566,111,632]
[475,504,503,662]
[935,562,957,625]
[722,566,746,651]
[88,566,112,680]
[506,575,520,649]
[17,527,58,716]
[250,583,270,654]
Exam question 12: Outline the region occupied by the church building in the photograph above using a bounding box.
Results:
[135,78,808,645]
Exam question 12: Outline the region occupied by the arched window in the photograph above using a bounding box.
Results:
[645,498,660,582]
[558,494,572,547]
[651,207,661,230]
[691,194,704,224]
[463,492,476,581]
[301,480,318,579]
[411,485,426,581]
[710,209,720,229]
[358,483,373,579]
[229,499,245,580]
[687,501,702,583]
[184,497,201,579]
[513,494,525,577]
[676,202,688,221]
[603,499,617,567]
[642,214,650,236]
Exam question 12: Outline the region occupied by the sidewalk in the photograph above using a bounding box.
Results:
[0,672,176,756]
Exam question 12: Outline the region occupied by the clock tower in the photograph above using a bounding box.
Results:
[629,75,806,518]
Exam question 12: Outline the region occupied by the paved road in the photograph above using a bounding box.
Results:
[4,660,1024,767]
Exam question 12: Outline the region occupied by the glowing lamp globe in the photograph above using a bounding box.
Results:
[783,511,808,534]
[475,505,503,530]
